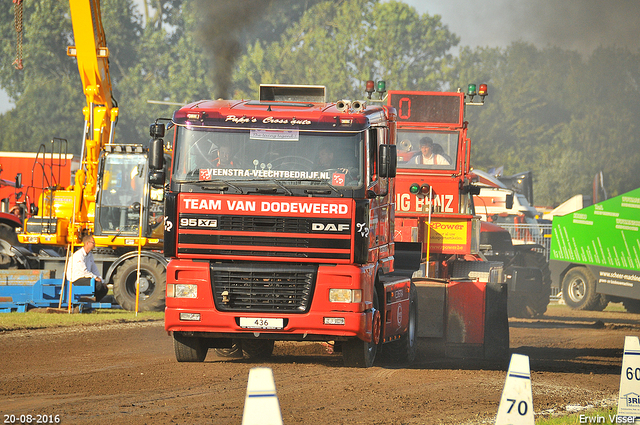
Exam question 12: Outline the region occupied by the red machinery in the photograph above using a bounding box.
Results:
[387,84,510,358]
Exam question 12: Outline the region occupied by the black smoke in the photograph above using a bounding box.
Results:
[430,0,639,55]
[194,0,274,99]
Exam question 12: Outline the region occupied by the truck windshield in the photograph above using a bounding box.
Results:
[97,153,146,234]
[173,126,364,188]
[397,130,458,170]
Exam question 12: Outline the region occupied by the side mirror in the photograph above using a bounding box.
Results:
[15,173,22,189]
[149,138,164,171]
[505,193,514,210]
[150,123,165,138]
[465,184,481,195]
[378,144,397,178]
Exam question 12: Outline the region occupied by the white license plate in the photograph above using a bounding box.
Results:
[239,317,284,330]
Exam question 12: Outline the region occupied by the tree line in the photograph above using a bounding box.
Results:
[0,0,638,206]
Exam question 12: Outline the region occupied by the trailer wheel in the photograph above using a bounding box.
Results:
[622,299,640,314]
[381,283,417,364]
[342,287,380,368]
[113,256,166,312]
[562,267,606,311]
[507,251,552,318]
[173,333,207,362]
[241,340,275,360]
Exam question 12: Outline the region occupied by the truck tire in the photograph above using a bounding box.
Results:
[562,267,606,311]
[380,283,417,364]
[173,333,208,362]
[342,287,380,368]
[113,256,166,312]
[507,251,552,318]
[241,340,275,359]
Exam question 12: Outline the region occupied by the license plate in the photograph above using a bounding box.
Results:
[239,317,284,330]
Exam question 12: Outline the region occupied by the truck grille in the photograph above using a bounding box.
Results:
[211,263,316,313]
[218,216,311,233]
[177,214,352,262]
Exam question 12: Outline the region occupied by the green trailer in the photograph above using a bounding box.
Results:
[549,187,640,312]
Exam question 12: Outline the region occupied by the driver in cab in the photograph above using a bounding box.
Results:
[410,137,450,166]
[215,144,234,167]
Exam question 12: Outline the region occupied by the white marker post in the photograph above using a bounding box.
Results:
[242,367,283,425]
[496,353,534,425]
[617,336,640,418]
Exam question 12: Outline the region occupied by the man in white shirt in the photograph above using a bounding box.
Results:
[66,235,108,301]
[410,137,450,166]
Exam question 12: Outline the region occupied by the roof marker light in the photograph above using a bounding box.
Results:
[365,80,375,99]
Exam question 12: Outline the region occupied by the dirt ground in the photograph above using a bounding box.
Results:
[1,304,638,425]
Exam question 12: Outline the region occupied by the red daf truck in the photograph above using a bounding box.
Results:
[387,85,510,358]
[150,85,416,367]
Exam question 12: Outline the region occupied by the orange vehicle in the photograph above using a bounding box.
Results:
[388,84,510,358]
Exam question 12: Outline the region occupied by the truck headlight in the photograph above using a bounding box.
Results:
[329,289,362,303]
[168,284,198,298]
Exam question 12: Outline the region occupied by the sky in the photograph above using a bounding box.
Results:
[1,0,638,113]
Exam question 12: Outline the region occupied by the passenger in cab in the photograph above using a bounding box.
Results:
[315,144,357,176]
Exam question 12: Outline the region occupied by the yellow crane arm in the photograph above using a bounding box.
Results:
[67,0,119,229]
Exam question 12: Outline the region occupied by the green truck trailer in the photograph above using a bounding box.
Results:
[549,187,640,312]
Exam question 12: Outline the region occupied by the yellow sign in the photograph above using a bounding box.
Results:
[424,218,469,254]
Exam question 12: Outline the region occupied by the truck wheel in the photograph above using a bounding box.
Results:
[113,256,166,312]
[622,299,640,314]
[342,288,380,368]
[173,333,208,362]
[380,283,417,364]
[241,340,275,359]
[562,267,604,310]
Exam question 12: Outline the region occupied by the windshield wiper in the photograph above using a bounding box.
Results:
[228,178,294,196]
[196,179,244,194]
[303,179,343,196]
[269,179,293,196]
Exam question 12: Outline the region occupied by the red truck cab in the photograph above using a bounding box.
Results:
[153,86,416,367]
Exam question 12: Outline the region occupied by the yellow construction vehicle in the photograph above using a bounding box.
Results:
[17,0,169,311]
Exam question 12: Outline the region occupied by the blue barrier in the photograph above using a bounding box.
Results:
[0,271,114,313]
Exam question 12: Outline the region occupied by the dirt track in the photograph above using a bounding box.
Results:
[1,304,638,424]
